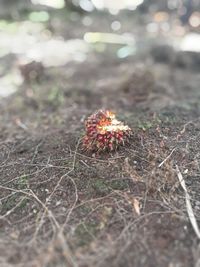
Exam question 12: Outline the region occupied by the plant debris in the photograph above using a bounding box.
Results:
[82,110,132,152]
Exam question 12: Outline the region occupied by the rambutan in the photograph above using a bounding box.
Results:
[82,110,132,152]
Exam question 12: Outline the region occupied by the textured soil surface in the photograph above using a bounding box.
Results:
[0,4,200,267]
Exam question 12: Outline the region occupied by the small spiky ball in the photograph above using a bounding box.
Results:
[82,110,132,152]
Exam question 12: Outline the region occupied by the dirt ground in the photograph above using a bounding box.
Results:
[0,4,200,267]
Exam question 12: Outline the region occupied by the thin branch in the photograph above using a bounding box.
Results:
[158,147,176,168]
[176,165,200,239]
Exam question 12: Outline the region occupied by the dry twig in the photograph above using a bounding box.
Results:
[176,165,200,239]
[158,147,176,168]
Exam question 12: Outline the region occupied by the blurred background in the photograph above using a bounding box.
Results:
[0,0,199,100]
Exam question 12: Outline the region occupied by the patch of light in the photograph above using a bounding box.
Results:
[100,119,130,133]
[153,12,169,22]
[0,47,10,58]
[84,32,135,45]
[102,124,130,132]
[31,0,65,9]
[0,72,22,98]
[146,22,159,33]
[91,0,143,11]
[0,85,17,97]
[180,33,200,52]
[111,21,121,31]
[96,111,130,133]
[160,22,170,32]
[167,0,179,10]
[117,45,136,58]
[29,11,50,22]
[82,16,93,26]
[91,0,104,9]
[189,12,200,28]
[26,39,89,67]
[79,0,94,12]
[0,20,8,30]
[0,21,46,57]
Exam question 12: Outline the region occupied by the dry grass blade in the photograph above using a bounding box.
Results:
[176,165,200,239]
[133,198,140,216]
[158,147,176,168]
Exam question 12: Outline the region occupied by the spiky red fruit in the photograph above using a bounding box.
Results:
[82,110,132,152]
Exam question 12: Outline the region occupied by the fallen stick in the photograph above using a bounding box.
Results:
[176,165,200,239]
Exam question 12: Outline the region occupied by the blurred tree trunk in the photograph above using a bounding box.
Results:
[0,0,31,18]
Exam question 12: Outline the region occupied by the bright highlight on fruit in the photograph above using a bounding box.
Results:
[82,110,132,152]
